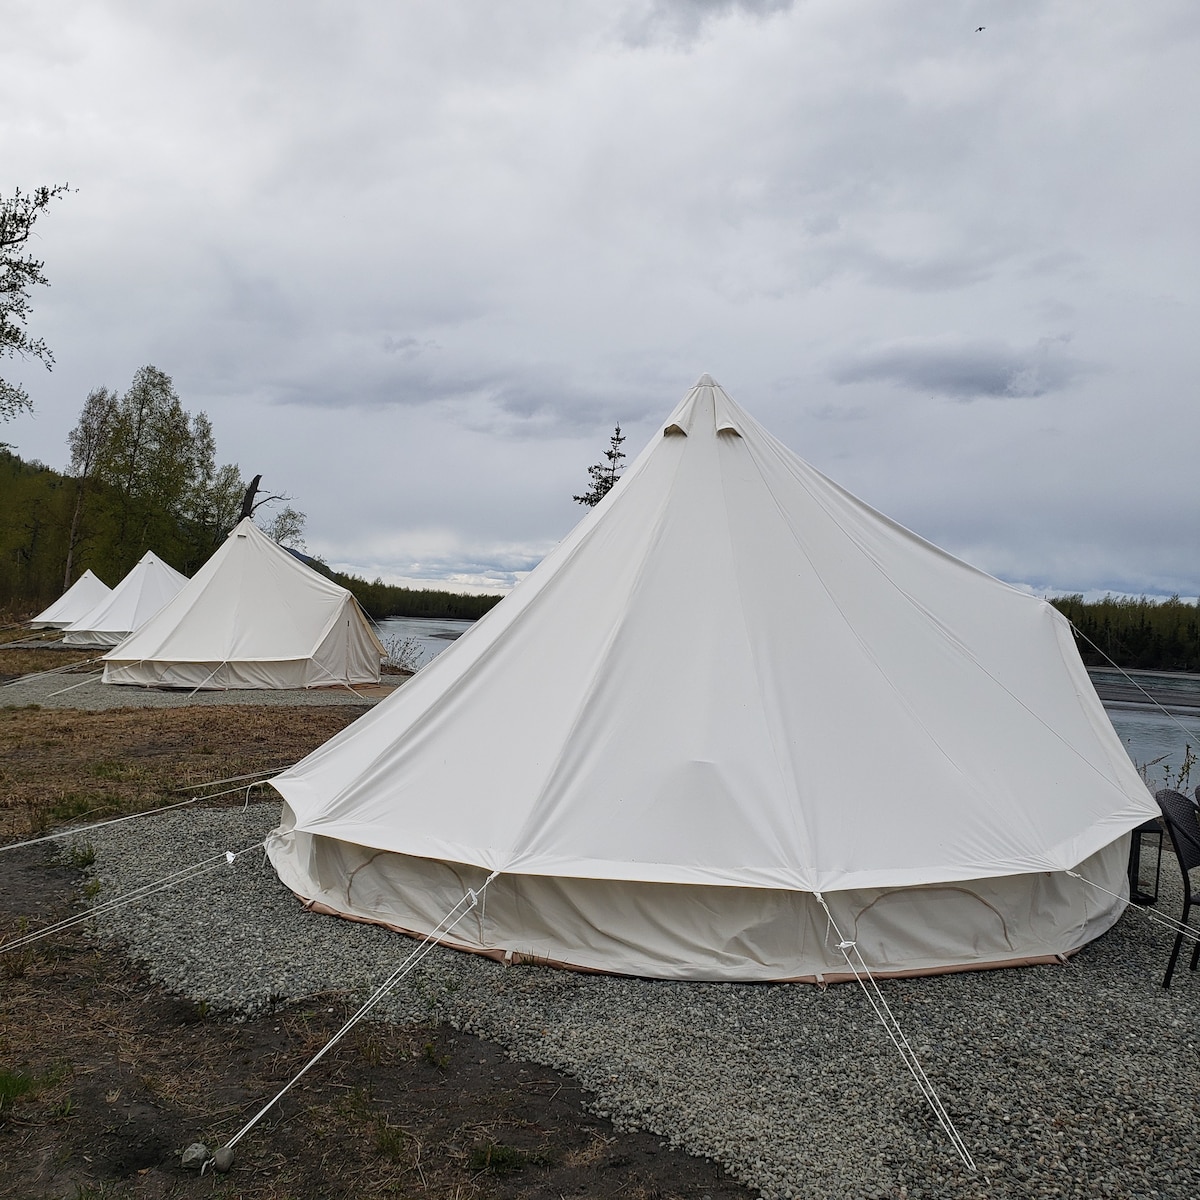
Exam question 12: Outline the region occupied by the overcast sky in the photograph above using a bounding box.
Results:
[3,1,1197,599]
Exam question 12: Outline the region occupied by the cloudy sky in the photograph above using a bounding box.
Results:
[3,0,1197,598]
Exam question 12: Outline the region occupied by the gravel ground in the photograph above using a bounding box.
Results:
[0,670,401,709]
[67,804,1200,1200]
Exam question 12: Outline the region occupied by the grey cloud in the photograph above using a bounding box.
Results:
[261,353,657,441]
[808,402,870,422]
[851,247,1002,293]
[832,336,1088,401]
[620,0,794,46]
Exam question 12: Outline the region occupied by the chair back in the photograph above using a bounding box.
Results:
[1157,789,1200,875]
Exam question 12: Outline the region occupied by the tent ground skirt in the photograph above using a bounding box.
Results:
[267,814,1130,982]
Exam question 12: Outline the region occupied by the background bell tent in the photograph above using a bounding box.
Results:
[102,518,385,690]
[29,569,112,629]
[62,552,188,647]
[267,376,1156,982]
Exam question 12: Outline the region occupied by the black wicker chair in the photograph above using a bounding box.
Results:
[1155,789,1200,987]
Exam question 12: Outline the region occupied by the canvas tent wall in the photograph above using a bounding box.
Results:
[30,570,111,628]
[268,377,1156,982]
[62,553,188,647]
[102,518,385,690]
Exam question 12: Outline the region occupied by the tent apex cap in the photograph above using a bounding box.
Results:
[694,373,717,387]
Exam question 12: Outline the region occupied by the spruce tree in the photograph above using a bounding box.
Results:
[574,424,626,507]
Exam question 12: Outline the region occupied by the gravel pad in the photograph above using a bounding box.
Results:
[70,804,1200,1200]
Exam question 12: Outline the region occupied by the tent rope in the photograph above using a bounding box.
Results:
[813,891,977,1173]
[46,671,104,697]
[1067,870,1200,944]
[173,766,295,793]
[1070,622,1200,749]
[0,765,290,855]
[0,842,264,954]
[222,871,499,1154]
[0,656,104,689]
[188,779,278,803]
[0,796,203,854]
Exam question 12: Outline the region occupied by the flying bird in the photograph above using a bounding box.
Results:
[975,26,985,32]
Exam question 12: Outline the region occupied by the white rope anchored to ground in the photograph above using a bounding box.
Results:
[1071,623,1200,751]
[173,766,295,794]
[0,841,264,955]
[189,778,279,803]
[220,872,499,1161]
[814,892,977,1174]
[1067,869,1200,945]
[0,767,290,856]
[0,796,204,855]
[0,656,104,688]
[46,670,105,697]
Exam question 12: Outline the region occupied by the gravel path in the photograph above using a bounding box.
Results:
[0,671,401,709]
[66,804,1200,1200]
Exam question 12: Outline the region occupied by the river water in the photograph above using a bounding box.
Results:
[374,617,1200,789]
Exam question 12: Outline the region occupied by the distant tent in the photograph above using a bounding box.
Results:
[63,552,188,647]
[268,376,1156,982]
[30,570,112,629]
[102,518,385,690]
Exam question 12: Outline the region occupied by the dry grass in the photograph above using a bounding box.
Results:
[0,703,750,1200]
[0,704,364,844]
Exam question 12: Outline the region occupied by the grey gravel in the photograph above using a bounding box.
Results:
[180,1143,212,1170]
[70,804,1200,1200]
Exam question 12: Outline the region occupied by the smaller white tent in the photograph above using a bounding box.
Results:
[102,518,385,689]
[63,553,188,647]
[30,570,112,628]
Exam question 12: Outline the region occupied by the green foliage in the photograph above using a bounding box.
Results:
[422,1041,450,1070]
[0,365,245,605]
[1,184,69,422]
[0,449,74,604]
[0,1066,37,1112]
[467,1140,554,1174]
[65,841,96,869]
[1051,594,1200,672]
[574,423,626,507]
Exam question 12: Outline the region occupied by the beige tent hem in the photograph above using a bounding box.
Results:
[267,821,1129,983]
[287,890,1072,984]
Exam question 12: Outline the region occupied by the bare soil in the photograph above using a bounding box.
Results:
[0,704,752,1200]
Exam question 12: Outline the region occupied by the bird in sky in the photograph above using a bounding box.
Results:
[975,26,986,32]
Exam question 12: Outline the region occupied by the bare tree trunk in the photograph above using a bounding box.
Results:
[63,480,86,589]
[239,474,262,521]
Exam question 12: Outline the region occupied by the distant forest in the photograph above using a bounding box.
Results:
[1051,594,1200,673]
[4,432,1196,658]
[0,445,501,621]
[323,570,501,622]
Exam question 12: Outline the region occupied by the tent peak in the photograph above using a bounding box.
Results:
[664,375,743,438]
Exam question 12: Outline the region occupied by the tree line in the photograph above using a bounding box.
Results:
[1051,594,1200,673]
[324,570,501,622]
[0,366,247,608]
[1,363,503,621]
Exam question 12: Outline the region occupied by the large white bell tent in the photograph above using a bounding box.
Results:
[102,518,385,690]
[62,552,188,648]
[29,569,112,628]
[267,377,1156,982]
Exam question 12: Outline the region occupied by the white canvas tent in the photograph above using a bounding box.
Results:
[268,377,1156,982]
[63,552,188,647]
[30,570,112,628]
[102,518,385,690]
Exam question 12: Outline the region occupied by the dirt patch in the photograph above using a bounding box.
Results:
[0,705,753,1200]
